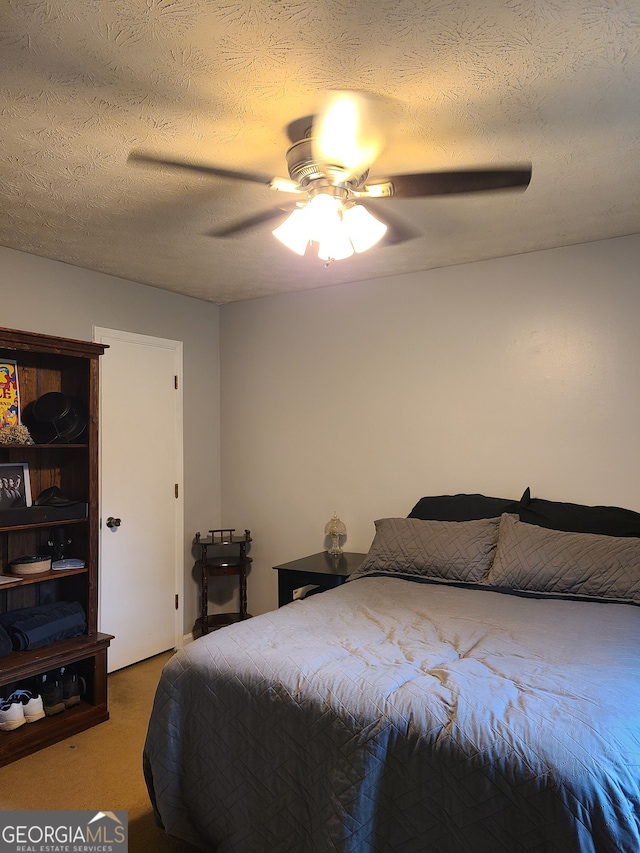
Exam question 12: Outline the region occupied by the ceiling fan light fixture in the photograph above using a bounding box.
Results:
[273,193,352,259]
[272,193,386,261]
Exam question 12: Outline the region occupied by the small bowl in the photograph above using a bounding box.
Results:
[10,555,52,575]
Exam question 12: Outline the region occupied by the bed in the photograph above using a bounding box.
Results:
[143,490,640,852]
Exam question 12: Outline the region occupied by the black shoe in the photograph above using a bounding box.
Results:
[36,671,65,716]
[60,665,84,708]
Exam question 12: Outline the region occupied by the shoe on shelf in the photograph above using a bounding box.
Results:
[36,672,65,716]
[7,689,45,723]
[60,666,85,709]
[0,696,26,731]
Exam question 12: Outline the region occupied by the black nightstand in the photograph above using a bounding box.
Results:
[273,551,367,607]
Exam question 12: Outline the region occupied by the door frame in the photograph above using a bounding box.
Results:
[94,326,184,657]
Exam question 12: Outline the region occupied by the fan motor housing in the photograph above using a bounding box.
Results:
[285,138,367,190]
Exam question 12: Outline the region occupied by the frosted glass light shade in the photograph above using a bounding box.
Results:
[315,200,355,261]
[272,208,310,256]
[317,233,354,261]
[342,204,387,252]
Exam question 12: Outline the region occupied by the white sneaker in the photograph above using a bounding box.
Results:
[0,697,25,731]
[8,690,45,723]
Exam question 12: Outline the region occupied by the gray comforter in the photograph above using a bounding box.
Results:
[143,576,640,852]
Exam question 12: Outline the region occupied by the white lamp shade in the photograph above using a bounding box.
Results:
[317,230,354,261]
[272,208,310,255]
[305,194,341,240]
[342,204,387,253]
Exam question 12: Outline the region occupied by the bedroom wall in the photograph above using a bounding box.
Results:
[0,246,221,636]
[219,234,640,616]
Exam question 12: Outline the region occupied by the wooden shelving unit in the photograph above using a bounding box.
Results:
[0,327,113,766]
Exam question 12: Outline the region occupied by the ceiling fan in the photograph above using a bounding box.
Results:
[129,91,531,263]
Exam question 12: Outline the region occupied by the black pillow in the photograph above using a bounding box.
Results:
[518,487,640,537]
[408,493,520,521]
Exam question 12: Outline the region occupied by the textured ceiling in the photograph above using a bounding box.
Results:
[1,0,639,303]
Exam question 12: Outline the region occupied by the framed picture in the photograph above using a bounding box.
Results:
[0,360,20,428]
[0,463,32,508]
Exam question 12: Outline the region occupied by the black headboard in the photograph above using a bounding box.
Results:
[409,488,640,537]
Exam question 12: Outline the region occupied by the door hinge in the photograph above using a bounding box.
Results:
[174,375,178,390]
[175,483,179,498]
[175,594,179,610]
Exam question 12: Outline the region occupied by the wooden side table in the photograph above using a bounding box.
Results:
[273,551,367,607]
[196,529,252,633]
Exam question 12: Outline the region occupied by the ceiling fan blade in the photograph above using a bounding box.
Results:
[129,150,275,187]
[366,166,532,199]
[205,203,298,237]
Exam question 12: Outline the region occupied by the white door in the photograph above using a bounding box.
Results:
[95,328,183,672]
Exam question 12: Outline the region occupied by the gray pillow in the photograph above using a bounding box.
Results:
[349,516,501,584]
[488,513,640,604]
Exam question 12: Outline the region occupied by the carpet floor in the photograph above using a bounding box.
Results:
[0,650,201,852]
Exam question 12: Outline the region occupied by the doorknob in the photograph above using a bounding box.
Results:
[106,516,121,529]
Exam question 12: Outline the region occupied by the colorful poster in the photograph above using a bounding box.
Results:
[0,360,20,428]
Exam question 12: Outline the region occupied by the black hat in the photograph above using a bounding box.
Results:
[26,392,86,443]
[35,486,82,507]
